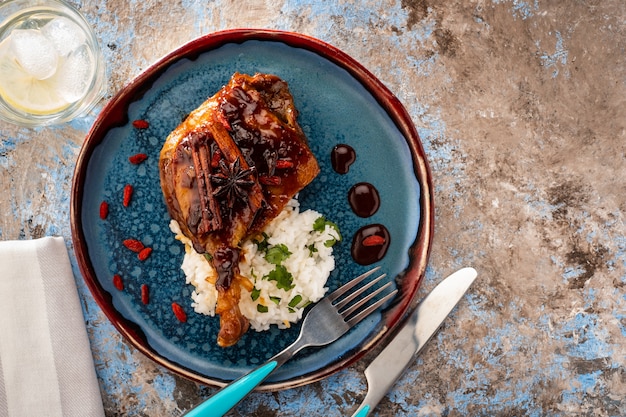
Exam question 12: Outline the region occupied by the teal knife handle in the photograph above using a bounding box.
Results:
[183,360,278,417]
[352,405,370,417]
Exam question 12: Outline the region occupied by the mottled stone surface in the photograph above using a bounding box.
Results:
[1,0,625,416]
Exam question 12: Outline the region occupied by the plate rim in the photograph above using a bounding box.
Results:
[70,28,434,390]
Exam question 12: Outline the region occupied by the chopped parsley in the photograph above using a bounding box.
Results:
[266,264,295,290]
[253,232,270,253]
[313,216,342,247]
[250,287,261,301]
[270,296,281,305]
[288,295,303,308]
[264,243,292,265]
[325,238,338,248]
[257,304,269,313]
[288,298,312,313]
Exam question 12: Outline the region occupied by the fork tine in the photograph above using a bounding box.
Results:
[334,272,387,312]
[326,266,381,302]
[339,280,391,318]
[345,288,398,327]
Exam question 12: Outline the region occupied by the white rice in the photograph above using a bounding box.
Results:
[169,199,340,332]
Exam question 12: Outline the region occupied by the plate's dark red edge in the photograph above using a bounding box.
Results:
[70,28,434,390]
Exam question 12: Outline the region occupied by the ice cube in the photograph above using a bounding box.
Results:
[41,16,87,57]
[54,44,95,103]
[10,29,59,80]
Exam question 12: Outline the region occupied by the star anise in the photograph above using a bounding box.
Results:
[210,157,256,205]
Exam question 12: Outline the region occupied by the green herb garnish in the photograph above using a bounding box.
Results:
[313,216,342,247]
[288,295,303,308]
[257,304,269,313]
[265,243,292,265]
[324,237,338,247]
[253,232,270,253]
[251,287,261,301]
[270,296,281,305]
[266,265,295,290]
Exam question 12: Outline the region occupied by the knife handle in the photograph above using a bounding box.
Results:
[350,267,478,417]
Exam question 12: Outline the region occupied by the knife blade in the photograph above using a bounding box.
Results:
[351,267,477,417]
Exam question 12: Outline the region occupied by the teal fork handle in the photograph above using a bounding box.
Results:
[184,361,278,417]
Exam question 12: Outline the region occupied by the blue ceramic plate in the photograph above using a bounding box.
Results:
[71,29,433,389]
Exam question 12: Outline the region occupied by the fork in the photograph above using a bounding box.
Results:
[183,266,397,417]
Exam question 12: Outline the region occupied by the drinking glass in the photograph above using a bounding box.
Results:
[0,0,105,126]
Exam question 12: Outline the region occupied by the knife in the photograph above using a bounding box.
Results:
[351,267,477,417]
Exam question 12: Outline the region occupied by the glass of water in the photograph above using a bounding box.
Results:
[0,0,105,127]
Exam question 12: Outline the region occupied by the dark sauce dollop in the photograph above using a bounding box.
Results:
[348,182,380,218]
[330,144,391,264]
[351,224,390,265]
[330,144,356,174]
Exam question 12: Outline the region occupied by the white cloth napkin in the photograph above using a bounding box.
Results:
[0,237,105,417]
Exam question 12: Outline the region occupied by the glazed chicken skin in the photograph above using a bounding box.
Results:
[159,73,320,347]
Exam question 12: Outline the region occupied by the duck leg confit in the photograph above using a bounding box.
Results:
[159,73,320,347]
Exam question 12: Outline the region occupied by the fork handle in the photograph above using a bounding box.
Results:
[183,360,278,417]
[183,337,305,417]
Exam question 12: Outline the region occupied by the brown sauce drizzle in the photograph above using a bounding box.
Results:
[348,182,380,218]
[330,144,356,174]
[213,246,239,290]
[351,224,390,265]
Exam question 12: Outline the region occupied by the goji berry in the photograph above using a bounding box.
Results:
[99,201,109,220]
[138,247,152,261]
[216,112,231,131]
[123,239,144,253]
[275,159,294,169]
[141,284,149,305]
[172,302,187,322]
[211,150,222,168]
[113,274,124,291]
[128,153,148,164]
[362,235,386,247]
[123,184,133,207]
[132,119,149,129]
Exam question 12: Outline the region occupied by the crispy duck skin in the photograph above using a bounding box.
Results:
[159,73,320,347]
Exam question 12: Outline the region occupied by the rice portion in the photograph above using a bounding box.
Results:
[169,198,340,332]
